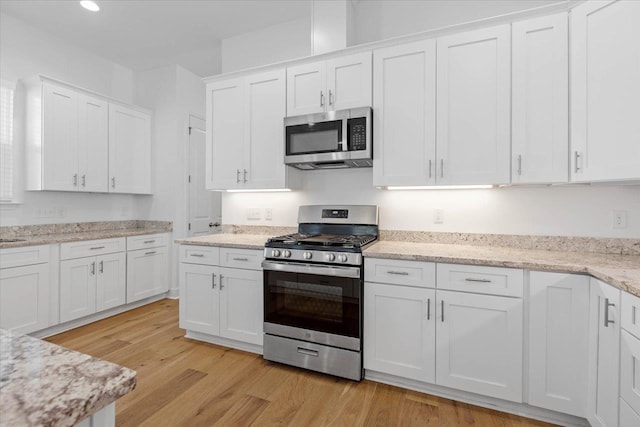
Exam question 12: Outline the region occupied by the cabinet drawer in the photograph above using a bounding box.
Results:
[364,258,436,288]
[60,238,125,260]
[219,248,263,271]
[621,330,640,415]
[127,233,169,251]
[179,245,219,266]
[0,245,50,269]
[622,291,640,340]
[437,263,523,297]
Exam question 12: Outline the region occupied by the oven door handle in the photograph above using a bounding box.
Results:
[261,260,361,278]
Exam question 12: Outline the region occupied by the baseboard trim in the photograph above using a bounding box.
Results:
[184,330,263,355]
[365,370,589,427]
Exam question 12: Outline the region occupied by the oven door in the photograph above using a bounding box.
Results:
[262,260,361,351]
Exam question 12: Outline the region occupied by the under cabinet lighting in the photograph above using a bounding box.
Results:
[380,185,494,190]
[225,189,292,193]
[80,1,100,12]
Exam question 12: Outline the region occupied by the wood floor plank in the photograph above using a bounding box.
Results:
[46,299,557,427]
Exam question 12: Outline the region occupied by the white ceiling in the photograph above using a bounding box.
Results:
[0,0,312,76]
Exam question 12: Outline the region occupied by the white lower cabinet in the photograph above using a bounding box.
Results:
[364,282,436,383]
[528,272,590,417]
[126,246,169,303]
[0,262,51,334]
[436,290,523,402]
[621,330,640,417]
[588,278,621,427]
[219,267,263,345]
[179,263,220,335]
[96,252,127,312]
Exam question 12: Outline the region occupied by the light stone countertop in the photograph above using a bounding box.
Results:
[0,329,136,427]
[175,233,269,250]
[364,241,640,298]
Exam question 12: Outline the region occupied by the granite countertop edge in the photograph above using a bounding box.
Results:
[174,233,268,250]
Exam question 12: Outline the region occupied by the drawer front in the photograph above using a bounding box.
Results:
[219,248,263,271]
[436,263,523,297]
[621,330,640,414]
[622,291,640,340]
[60,238,126,260]
[0,245,50,269]
[364,258,436,288]
[179,245,220,266]
[127,233,169,251]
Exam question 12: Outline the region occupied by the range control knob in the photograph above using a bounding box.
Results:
[283,250,291,258]
[271,249,281,257]
[303,251,312,260]
[325,253,336,262]
[338,254,348,263]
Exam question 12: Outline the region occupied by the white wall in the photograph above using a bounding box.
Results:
[0,12,140,226]
[222,169,640,238]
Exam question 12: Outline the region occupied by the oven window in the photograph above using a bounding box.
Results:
[286,120,342,155]
[264,271,360,338]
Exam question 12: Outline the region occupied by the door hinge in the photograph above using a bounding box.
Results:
[188,223,191,231]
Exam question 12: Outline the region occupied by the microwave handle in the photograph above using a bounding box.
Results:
[341,118,348,151]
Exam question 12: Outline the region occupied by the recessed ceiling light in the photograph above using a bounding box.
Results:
[80,1,100,12]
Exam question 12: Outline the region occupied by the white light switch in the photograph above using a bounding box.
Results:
[434,209,444,224]
[247,207,261,220]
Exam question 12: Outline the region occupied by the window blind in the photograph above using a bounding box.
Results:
[0,80,15,202]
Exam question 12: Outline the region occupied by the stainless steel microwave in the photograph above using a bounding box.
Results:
[284,107,372,170]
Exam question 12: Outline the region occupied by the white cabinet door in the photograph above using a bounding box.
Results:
[108,104,151,194]
[621,330,640,416]
[244,69,287,189]
[286,61,326,116]
[60,258,96,323]
[179,263,220,336]
[0,264,50,334]
[95,252,126,312]
[436,290,523,402]
[206,78,244,190]
[512,13,568,184]
[588,278,621,427]
[528,272,589,417]
[219,267,263,345]
[126,246,169,303]
[364,282,435,383]
[571,0,640,182]
[372,40,436,186]
[78,94,108,193]
[437,25,511,185]
[326,52,372,110]
[42,82,79,191]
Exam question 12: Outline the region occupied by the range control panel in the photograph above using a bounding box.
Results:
[322,209,349,219]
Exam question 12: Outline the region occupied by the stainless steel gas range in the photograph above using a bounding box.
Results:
[261,205,379,381]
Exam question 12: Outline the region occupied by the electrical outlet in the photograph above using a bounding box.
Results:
[613,210,627,229]
[247,207,261,220]
[434,209,444,224]
[265,208,273,221]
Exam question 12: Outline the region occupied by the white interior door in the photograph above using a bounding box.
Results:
[189,116,221,236]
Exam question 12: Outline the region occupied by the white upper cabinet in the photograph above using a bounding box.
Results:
[512,13,569,184]
[571,0,640,182]
[286,52,372,116]
[373,40,436,187]
[78,94,109,193]
[437,25,511,185]
[108,104,151,194]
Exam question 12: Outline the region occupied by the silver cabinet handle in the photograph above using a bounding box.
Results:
[440,159,444,178]
[144,240,156,244]
[81,174,86,187]
[465,278,492,283]
[426,298,431,320]
[574,151,581,173]
[190,253,205,257]
[90,261,96,275]
[233,257,249,262]
[243,169,247,183]
[320,90,324,107]
[220,274,224,290]
[73,173,78,186]
[145,251,156,255]
[328,89,333,106]
[212,273,216,289]
[236,169,240,183]
[441,300,445,322]
[111,177,116,188]
[297,347,319,357]
[99,260,103,274]
[387,271,409,276]
[517,155,522,176]
[90,246,105,250]
[428,159,432,178]
[604,298,616,327]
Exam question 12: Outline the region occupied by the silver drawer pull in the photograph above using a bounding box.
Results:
[232,257,249,262]
[387,271,409,276]
[144,240,156,244]
[190,253,205,257]
[99,261,103,274]
[90,246,105,250]
[465,278,492,283]
[145,251,156,255]
[297,347,319,357]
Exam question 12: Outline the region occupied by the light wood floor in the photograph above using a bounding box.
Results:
[47,299,554,427]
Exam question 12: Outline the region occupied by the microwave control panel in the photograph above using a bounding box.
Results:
[348,117,367,151]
